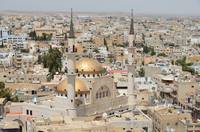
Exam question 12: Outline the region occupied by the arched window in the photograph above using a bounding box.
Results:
[99,92,102,98]
[96,85,111,99]
[103,91,105,97]
[106,90,109,96]
[96,93,98,99]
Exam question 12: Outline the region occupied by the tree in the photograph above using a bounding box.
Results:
[159,34,163,41]
[38,55,42,64]
[175,57,196,75]
[41,48,62,80]
[157,52,167,57]
[104,38,109,51]
[29,31,52,41]
[143,45,151,54]
[150,48,156,56]
[29,30,37,40]
[0,41,5,48]
[93,48,99,53]
[142,44,156,55]
[123,42,129,48]
[109,58,114,63]
[0,82,18,102]
[142,33,145,44]
[138,67,145,77]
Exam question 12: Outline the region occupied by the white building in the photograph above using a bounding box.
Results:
[190,35,200,45]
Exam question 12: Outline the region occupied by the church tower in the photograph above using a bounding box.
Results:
[127,9,137,110]
[66,8,77,117]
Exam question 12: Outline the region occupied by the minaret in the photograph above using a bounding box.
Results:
[129,9,134,35]
[66,8,77,117]
[128,9,135,48]
[127,9,137,110]
[68,8,76,53]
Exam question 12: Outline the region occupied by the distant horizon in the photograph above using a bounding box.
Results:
[0,10,200,17]
[0,0,200,16]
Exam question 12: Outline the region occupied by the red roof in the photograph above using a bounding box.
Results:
[109,70,128,74]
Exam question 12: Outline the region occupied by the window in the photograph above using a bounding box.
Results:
[96,93,98,99]
[99,92,102,98]
[30,110,32,115]
[26,110,29,115]
[106,91,108,96]
[103,92,105,97]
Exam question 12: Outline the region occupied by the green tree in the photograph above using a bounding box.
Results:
[175,57,195,75]
[41,48,62,80]
[93,48,99,53]
[157,52,167,57]
[138,67,145,77]
[0,41,5,48]
[150,48,156,56]
[29,31,52,41]
[38,55,42,64]
[143,45,151,54]
[109,58,114,63]
[123,42,129,48]
[0,82,18,102]
[29,30,37,40]
[104,38,109,51]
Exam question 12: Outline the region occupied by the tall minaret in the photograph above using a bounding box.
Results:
[129,9,134,35]
[68,8,76,53]
[66,8,77,117]
[128,9,135,47]
[127,9,137,110]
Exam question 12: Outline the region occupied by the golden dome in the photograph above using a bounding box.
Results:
[56,79,88,93]
[76,58,104,74]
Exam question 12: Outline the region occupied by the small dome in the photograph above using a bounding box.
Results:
[56,79,88,93]
[76,58,104,74]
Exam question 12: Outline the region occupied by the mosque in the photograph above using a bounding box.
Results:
[7,9,137,119]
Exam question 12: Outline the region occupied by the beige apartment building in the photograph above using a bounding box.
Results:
[148,107,192,132]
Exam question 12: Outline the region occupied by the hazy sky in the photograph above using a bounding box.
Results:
[0,0,200,15]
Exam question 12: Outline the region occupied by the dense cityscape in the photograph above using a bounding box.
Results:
[0,3,200,132]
